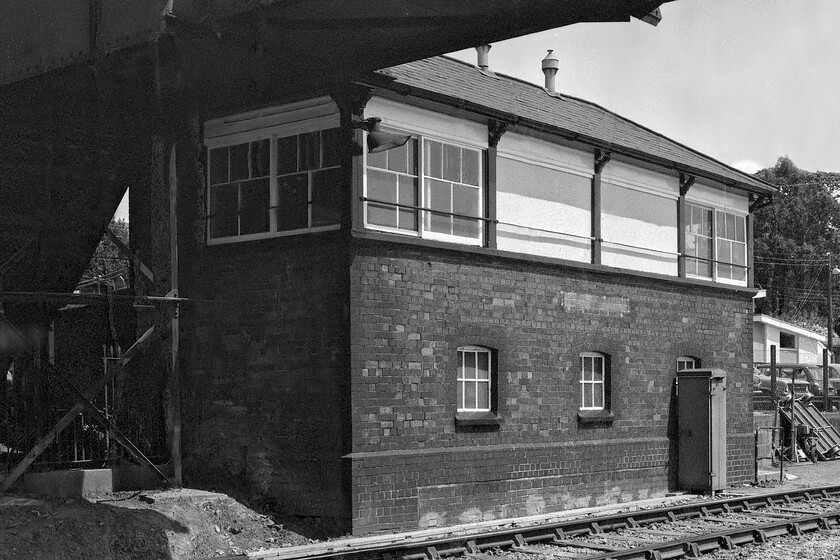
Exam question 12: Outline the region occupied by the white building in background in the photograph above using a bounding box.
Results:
[753,314,829,364]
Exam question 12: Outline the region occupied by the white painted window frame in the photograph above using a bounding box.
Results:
[580,352,606,411]
[684,202,748,286]
[204,99,342,245]
[677,356,697,371]
[457,345,492,412]
[364,131,485,247]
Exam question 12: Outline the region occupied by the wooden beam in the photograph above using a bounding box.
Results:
[105,228,154,284]
[168,144,183,487]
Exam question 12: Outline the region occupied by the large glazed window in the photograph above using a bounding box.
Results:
[685,204,713,278]
[365,134,484,246]
[207,126,343,243]
[715,210,747,283]
[685,203,747,284]
[208,140,271,239]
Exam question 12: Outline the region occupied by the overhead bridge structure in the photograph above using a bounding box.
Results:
[0,0,670,493]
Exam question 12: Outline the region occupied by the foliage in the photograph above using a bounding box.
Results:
[81,218,129,284]
[753,156,840,332]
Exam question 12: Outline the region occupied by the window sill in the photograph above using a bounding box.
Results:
[455,411,501,429]
[577,409,615,425]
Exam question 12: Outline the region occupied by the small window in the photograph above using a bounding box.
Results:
[779,332,796,350]
[580,352,606,410]
[457,346,492,412]
[677,356,699,371]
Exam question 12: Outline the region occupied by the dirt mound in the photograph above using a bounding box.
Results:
[0,489,311,559]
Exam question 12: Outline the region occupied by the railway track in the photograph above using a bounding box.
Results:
[246,486,840,560]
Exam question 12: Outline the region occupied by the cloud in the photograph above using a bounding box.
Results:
[731,160,764,174]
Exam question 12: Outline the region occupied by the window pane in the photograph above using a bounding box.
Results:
[582,356,592,380]
[462,149,480,186]
[593,385,604,408]
[277,135,298,175]
[426,179,451,212]
[426,178,451,234]
[736,216,746,242]
[229,143,250,181]
[368,203,397,229]
[464,351,476,379]
[582,385,592,408]
[593,357,603,382]
[300,131,320,170]
[718,239,731,263]
[312,168,342,227]
[398,175,418,231]
[250,139,270,178]
[726,213,736,239]
[452,184,480,238]
[477,352,489,380]
[453,184,479,217]
[442,144,461,182]
[368,169,397,204]
[733,242,746,266]
[457,381,464,409]
[388,140,409,173]
[209,183,238,238]
[240,178,270,235]
[321,128,344,168]
[277,173,309,231]
[209,147,228,185]
[367,148,387,170]
[464,382,477,409]
[477,382,490,410]
[425,140,442,179]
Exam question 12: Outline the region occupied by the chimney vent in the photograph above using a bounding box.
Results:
[475,44,492,70]
[541,49,560,92]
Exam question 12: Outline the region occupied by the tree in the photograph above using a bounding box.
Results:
[81,218,129,285]
[753,156,840,332]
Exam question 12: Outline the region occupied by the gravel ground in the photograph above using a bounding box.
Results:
[695,459,840,560]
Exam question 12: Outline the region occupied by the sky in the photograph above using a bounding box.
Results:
[448,0,840,175]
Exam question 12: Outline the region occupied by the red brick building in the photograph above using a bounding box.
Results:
[176,55,775,533]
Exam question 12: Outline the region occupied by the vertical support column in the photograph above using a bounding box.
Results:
[168,144,182,485]
[151,31,186,486]
[592,150,611,266]
[486,120,507,250]
[747,212,755,287]
[678,174,695,279]
[330,85,372,235]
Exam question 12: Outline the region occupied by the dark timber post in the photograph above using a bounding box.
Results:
[486,120,507,250]
[592,150,611,265]
[678,174,695,278]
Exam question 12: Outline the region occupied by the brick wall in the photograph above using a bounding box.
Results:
[349,241,754,533]
[179,231,353,530]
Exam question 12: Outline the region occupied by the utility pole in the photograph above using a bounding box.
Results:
[829,253,834,367]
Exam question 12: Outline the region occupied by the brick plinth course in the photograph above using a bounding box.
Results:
[349,241,754,533]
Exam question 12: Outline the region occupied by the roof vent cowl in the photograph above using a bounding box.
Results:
[541,49,560,92]
[475,44,492,70]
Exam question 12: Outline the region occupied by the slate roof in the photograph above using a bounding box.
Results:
[377,56,775,195]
